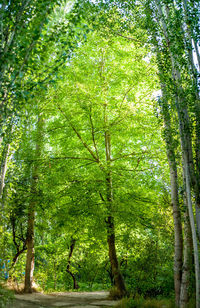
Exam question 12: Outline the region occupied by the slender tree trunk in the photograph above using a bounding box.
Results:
[66,238,79,289]
[172,66,200,308]
[182,150,200,308]
[0,143,10,203]
[159,82,194,307]
[0,121,13,205]
[171,168,183,307]
[180,206,193,308]
[160,99,183,306]
[24,163,37,293]
[172,63,200,308]
[157,54,183,306]
[194,41,200,70]
[54,261,57,290]
[24,115,43,293]
[12,248,27,269]
[10,216,27,271]
[181,0,200,242]
[24,205,35,293]
[154,3,200,305]
[182,0,200,70]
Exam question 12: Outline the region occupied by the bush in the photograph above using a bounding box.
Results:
[0,283,14,308]
[117,296,176,308]
[109,287,128,300]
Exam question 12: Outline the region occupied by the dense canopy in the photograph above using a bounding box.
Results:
[0,0,200,307]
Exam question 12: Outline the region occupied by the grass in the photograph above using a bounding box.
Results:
[116,297,175,308]
[116,296,196,308]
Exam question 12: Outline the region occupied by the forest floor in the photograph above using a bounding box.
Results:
[8,291,120,308]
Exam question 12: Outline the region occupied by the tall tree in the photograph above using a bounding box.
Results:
[142,0,200,305]
[45,30,160,296]
[24,114,44,293]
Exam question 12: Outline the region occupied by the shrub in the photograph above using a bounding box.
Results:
[0,283,14,308]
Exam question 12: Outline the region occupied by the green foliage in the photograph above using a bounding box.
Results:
[109,286,127,300]
[117,296,176,308]
[117,296,196,308]
[119,229,174,298]
[0,284,13,308]
[23,29,173,298]
[0,0,188,304]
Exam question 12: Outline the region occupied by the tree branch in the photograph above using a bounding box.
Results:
[57,104,99,163]
[89,105,99,160]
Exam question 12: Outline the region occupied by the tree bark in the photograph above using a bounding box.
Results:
[182,149,200,308]
[154,2,200,305]
[12,248,27,269]
[104,112,126,297]
[171,48,200,308]
[0,143,10,204]
[180,206,193,308]
[24,200,35,293]
[24,115,43,293]
[156,45,183,306]
[106,214,126,297]
[0,120,13,206]
[181,0,200,242]
[66,238,79,290]
[160,96,183,306]
[10,216,27,271]
[171,60,200,308]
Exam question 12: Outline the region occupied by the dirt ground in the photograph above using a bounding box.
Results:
[7,291,120,308]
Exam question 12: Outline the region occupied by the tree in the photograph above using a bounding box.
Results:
[24,114,44,293]
[141,0,200,305]
[44,31,161,296]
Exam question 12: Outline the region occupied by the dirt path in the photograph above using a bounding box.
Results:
[8,291,120,308]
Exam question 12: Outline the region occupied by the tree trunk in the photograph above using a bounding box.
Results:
[180,207,193,308]
[171,63,200,308]
[12,248,27,269]
[182,149,200,308]
[24,115,43,293]
[66,238,79,290]
[158,57,183,306]
[161,102,183,305]
[0,120,13,206]
[154,3,200,305]
[106,214,126,297]
[24,207,35,293]
[104,112,126,297]
[181,0,200,242]
[171,57,200,308]
[0,143,10,202]
[10,216,27,271]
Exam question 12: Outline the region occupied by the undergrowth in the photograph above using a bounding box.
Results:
[0,283,14,308]
[116,296,196,308]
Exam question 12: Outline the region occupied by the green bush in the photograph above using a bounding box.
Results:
[0,284,14,308]
[117,297,176,308]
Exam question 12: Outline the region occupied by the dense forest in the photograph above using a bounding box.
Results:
[0,0,200,307]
